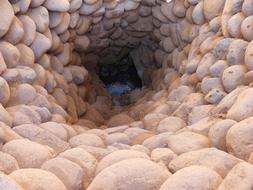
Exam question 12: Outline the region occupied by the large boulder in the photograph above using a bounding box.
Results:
[41,157,83,190]
[87,158,171,190]
[2,139,53,168]
[9,168,67,190]
[226,117,253,160]
[0,0,14,38]
[107,113,134,128]
[0,172,24,190]
[96,150,150,174]
[169,148,242,177]
[218,162,253,190]
[13,124,70,154]
[160,165,222,190]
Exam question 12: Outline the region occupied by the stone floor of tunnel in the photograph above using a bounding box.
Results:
[2,0,253,190]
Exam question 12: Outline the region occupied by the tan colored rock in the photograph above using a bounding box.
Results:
[0,0,14,38]
[59,148,97,184]
[169,148,242,177]
[205,88,227,104]
[7,105,41,126]
[210,60,228,77]
[245,41,253,70]
[167,132,210,154]
[227,39,248,65]
[74,35,90,51]
[13,124,70,154]
[69,0,82,13]
[222,65,246,92]
[18,15,36,46]
[218,162,253,190]
[10,168,67,190]
[0,41,20,68]
[0,104,12,126]
[8,84,36,107]
[77,144,114,160]
[208,119,237,151]
[2,139,53,168]
[142,132,172,150]
[27,6,49,33]
[69,133,105,148]
[107,113,134,128]
[30,32,51,60]
[87,158,171,190]
[41,157,83,190]
[241,16,253,41]
[226,117,253,160]
[3,17,24,45]
[242,0,253,16]
[188,105,214,125]
[40,122,68,141]
[0,151,19,174]
[151,148,177,166]
[188,117,219,136]
[160,165,222,190]
[16,44,35,67]
[132,132,154,145]
[157,116,186,133]
[227,88,253,121]
[227,13,244,38]
[0,77,10,106]
[0,172,24,190]
[105,133,131,146]
[44,0,70,11]
[203,0,225,20]
[211,86,248,118]
[143,113,167,130]
[96,150,149,174]
[80,0,103,15]
[196,53,216,80]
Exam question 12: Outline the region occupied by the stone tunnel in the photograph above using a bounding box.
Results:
[0,0,253,189]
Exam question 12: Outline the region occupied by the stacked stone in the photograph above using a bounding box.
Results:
[1,0,253,190]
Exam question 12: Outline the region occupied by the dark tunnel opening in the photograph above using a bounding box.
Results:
[98,53,143,96]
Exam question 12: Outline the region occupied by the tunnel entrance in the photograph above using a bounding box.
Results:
[98,52,143,96]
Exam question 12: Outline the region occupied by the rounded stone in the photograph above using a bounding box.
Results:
[218,162,253,190]
[208,119,237,150]
[58,148,97,183]
[241,16,253,41]
[226,117,253,160]
[41,157,83,190]
[87,158,171,190]
[44,0,70,11]
[107,113,134,128]
[96,150,150,174]
[0,0,14,38]
[0,172,24,190]
[69,133,105,148]
[0,151,19,174]
[167,132,210,154]
[157,116,186,133]
[9,168,67,190]
[160,165,222,190]
[2,139,53,168]
[222,65,246,93]
[27,6,49,33]
[169,148,241,177]
[0,77,10,106]
[227,88,253,121]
